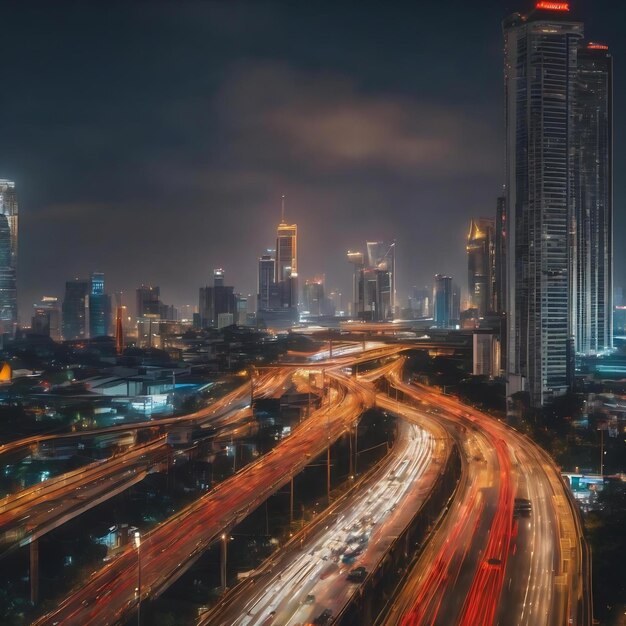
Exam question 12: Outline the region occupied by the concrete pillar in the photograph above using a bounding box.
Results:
[30,539,39,605]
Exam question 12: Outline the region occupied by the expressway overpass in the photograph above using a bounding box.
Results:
[31,354,399,626]
[198,388,454,626]
[380,375,591,626]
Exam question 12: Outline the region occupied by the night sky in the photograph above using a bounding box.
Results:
[2,0,624,320]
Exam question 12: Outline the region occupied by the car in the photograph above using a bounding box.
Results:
[313,608,333,625]
[486,558,502,569]
[304,594,315,605]
[347,566,367,582]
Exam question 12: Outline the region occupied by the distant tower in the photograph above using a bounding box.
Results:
[89,272,111,338]
[257,250,276,312]
[275,196,298,310]
[62,278,90,340]
[467,218,495,317]
[115,292,124,355]
[433,274,453,328]
[0,180,18,335]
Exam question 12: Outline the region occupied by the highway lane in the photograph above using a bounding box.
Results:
[379,396,502,626]
[383,376,588,626]
[200,398,449,626]
[31,365,382,626]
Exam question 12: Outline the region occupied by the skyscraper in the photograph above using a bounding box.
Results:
[572,42,613,355]
[32,297,61,340]
[89,272,111,338]
[274,197,298,313]
[504,2,612,406]
[136,285,161,318]
[503,2,583,405]
[0,180,18,334]
[257,251,275,312]
[433,274,453,328]
[62,279,90,340]
[467,218,495,317]
[199,269,235,328]
[347,242,395,321]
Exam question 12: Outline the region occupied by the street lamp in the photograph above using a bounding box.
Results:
[134,530,141,626]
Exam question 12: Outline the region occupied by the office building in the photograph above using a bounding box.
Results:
[89,272,111,338]
[504,2,613,405]
[62,279,90,340]
[504,2,583,405]
[572,42,613,355]
[275,209,298,311]
[348,242,396,321]
[467,218,495,317]
[257,251,275,312]
[31,296,61,340]
[302,277,325,317]
[199,269,235,328]
[433,274,453,328]
[136,285,161,318]
[0,180,18,334]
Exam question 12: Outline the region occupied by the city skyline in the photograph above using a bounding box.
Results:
[2,1,624,320]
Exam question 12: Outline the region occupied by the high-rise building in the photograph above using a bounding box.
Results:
[0,180,18,334]
[62,279,90,340]
[257,251,275,312]
[494,196,507,314]
[89,272,111,338]
[302,277,325,317]
[199,269,235,328]
[31,296,61,340]
[348,242,396,321]
[433,274,453,328]
[136,285,161,318]
[504,2,612,406]
[467,218,495,317]
[572,42,613,355]
[276,220,298,311]
[503,2,583,406]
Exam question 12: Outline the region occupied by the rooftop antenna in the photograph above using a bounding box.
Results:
[281,194,285,223]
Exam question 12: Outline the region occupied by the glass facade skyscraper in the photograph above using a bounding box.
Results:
[0,180,18,334]
[467,218,495,317]
[62,279,90,340]
[572,43,613,355]
[504,3,612,406]
[504,4,583,406]
[89,272,111,338]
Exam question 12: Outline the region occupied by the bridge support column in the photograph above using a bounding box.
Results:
[290,477,294,525]
[327,445,331,504]
[30,538,39,605]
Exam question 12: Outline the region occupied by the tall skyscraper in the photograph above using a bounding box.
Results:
[31,297,61,340]
[302,277,325,317]
[62,279,90,340]
[273,197,298,313]
[199,269,235,328]
[572,42,613,355]
[347,242,395,321]
[504,2,612,406]
[433,274,453,328]
[467,218,495,317]
[504,2,583,406]
[257,251,275,312]
[136,285,161,318]
[89,272,111,338]
[0,180,18,334]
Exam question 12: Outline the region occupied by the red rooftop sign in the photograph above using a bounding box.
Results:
[535,1,570,10]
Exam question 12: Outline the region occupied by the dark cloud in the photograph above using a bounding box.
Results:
[0,0,624,318]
